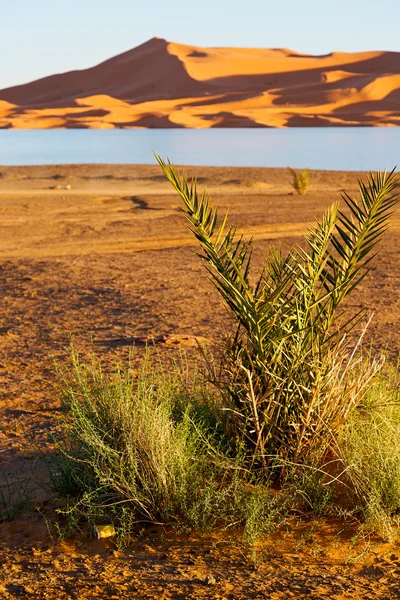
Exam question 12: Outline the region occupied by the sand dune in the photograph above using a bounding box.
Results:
[0,37,399,128]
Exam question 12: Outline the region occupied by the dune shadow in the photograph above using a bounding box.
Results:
[208,112,268,128]
[64,109,110,119]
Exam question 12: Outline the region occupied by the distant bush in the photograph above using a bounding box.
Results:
[289,167,310,195]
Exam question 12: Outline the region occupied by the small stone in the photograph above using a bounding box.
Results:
[205,574,216,585]
[65,184,72,190]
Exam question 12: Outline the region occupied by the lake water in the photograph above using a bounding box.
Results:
[0,128,399,171]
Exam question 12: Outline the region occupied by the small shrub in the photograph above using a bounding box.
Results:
[289,167,310,195]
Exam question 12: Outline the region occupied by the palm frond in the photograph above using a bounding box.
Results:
[328,168,399,306]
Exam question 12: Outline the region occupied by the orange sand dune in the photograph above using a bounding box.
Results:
[0,37,399,129]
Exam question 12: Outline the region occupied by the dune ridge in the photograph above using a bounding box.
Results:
[0,37,399,128]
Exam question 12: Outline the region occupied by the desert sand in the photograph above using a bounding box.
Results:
[0,164,400,598]
[0,38,400,129]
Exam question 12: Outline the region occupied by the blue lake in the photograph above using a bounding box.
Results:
[0,128,399,171]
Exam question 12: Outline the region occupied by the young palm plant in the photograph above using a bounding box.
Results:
[289,167,310,195]
[156,155,399,476]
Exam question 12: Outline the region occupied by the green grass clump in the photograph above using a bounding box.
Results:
[289,168,310,195]
[51,350,288,545]
[339,364,400,538]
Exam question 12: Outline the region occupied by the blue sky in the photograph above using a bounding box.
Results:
[1,0,399,90]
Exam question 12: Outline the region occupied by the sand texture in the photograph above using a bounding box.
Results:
[0,38,400,129]
[1,164,400,598]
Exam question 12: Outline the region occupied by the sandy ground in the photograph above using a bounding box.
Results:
[1,164,400,598]
[0,38,400,128]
